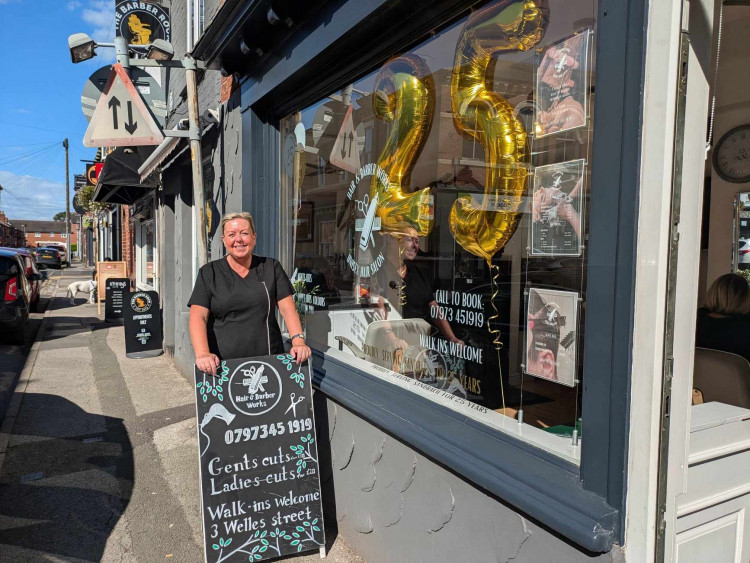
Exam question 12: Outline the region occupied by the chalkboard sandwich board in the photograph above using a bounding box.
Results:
[195,354,325,562]
[105,277,129,323]
[124,290,163,359]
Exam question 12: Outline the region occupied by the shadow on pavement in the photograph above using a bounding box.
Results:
[0,393,133,561]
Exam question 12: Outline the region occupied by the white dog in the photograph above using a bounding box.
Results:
[67,280,97,305]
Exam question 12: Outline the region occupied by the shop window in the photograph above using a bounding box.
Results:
[187,0,205,51]
[281,0,596,461]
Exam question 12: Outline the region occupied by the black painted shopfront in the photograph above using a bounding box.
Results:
[192,0,646,559]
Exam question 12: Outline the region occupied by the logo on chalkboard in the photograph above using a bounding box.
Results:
[229,361,282,416]
[130,292,152,313]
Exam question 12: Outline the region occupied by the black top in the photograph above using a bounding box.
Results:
[695,308,750,363]
[188,255,294,360]
[402,261,435,324]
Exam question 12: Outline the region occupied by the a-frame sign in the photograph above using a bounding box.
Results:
[83,63,164,147]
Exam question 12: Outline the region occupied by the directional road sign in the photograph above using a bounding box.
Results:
[82,66,166,125]
[329,104,360,174]
[83,63,164,148]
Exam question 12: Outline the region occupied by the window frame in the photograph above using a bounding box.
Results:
[239,0,647,550]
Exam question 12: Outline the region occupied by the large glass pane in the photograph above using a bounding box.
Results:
[280,0,596,461]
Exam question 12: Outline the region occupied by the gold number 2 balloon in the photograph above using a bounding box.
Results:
[370,54,435,237]
[449,0,550,263]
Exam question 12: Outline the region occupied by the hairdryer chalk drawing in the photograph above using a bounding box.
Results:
[199,403,236,457]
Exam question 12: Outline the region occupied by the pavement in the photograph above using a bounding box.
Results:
[0,263,364,563]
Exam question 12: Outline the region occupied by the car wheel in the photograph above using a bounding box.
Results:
[31,296,41,313]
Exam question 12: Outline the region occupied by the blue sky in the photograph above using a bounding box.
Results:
[0,0,117,220]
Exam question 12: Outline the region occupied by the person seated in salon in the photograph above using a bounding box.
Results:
[695,273,750,363]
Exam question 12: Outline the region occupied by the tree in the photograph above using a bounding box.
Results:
[53,211,67,221]
[74,185,108,215]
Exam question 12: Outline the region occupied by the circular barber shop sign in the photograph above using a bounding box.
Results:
[130,292,153,313]
[115,1,171,46]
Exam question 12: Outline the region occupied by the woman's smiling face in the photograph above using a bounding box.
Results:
[222,218,256,260]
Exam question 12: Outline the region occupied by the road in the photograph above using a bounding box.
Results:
[0,263,362,562]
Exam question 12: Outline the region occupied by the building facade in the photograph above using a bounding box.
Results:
[10,218,80,252]
[121,0,750,561]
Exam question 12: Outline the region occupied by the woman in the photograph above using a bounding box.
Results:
[188,212,311,375]
[378,230,464,351]
[695,273,750,362]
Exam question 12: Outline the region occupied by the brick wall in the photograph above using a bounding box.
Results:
[23,223,80,248]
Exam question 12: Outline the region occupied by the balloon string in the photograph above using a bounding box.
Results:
[397,240,407,307]
[487,263,506,413]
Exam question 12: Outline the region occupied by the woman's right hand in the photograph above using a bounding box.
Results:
[196,353,220,376]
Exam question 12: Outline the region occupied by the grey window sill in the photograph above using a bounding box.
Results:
[310,349,618,553]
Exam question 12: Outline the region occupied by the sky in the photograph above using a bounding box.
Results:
[0,0,117,220]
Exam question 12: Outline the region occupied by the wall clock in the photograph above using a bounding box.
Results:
[713,124,750,183]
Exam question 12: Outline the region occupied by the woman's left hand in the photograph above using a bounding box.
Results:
[290,344,311,364]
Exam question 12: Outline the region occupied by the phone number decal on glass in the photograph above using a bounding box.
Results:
[430,304,485,328]
[224,418,313,445]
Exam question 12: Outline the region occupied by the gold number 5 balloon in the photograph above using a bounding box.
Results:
[449,0,549,263]
[370,54,436,237]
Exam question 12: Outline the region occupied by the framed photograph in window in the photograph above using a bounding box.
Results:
[534,29,592,138]
[525,288,578,387]
[530,159,586,256]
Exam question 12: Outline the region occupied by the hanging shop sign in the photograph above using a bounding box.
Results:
[195,354,325,562]
[124,290,163,358]
[115,1,171,45]
[74,174,87,191]
[87,162,104,185]
[105,277,129,323]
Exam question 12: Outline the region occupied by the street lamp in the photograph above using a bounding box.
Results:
[147,39,174,61]
[68,33,97,63]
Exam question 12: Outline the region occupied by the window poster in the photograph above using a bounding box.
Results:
[525,288,578,387]
[534,29,592,138]
[530,159,586,256]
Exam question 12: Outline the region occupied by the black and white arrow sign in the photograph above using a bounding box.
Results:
[83,63,163,148]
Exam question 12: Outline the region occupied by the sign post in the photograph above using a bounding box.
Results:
[105,277,129,323]
[124,290,163,358]
[96,261,127,315]
[195,355,325,562]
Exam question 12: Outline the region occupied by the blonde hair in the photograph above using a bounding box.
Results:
[705,273,750,315]
[220,212,256,235]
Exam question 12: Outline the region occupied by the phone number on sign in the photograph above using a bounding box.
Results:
[430,304,485,327]
[224,418,313,444]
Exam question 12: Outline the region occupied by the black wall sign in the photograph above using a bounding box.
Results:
[115,1,170,45]
[124,290,163,358]
[105,277,129,323]
[195,355,324,562]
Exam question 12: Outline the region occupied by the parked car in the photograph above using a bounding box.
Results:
[42,243,68,264]
[738,238,750,265]
[35,247,62,269]
[0,249,40,344]
[0,247,41,312]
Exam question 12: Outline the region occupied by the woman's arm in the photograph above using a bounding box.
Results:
[278,295,311,364]
[189,304,220,375]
